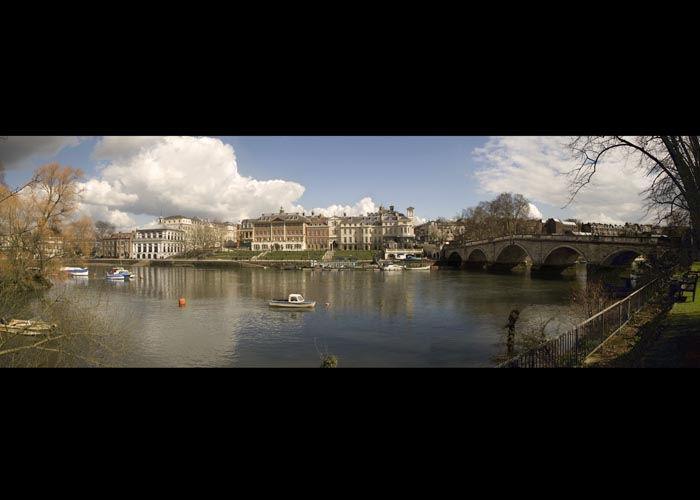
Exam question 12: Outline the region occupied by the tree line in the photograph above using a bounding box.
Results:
[455,192,533,241]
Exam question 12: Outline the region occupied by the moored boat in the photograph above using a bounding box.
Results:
[60,266,89,276]
[381,263,405,271]
[105,267,134,279]
[268,293,316,308]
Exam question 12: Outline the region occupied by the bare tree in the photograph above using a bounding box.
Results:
[0,163,85,285]
[95,220,116,240]
[62,215,97,258]
[189,222,219,252]
[28,163,84,272]
[460,192,532,240]
[568,136,700,258]
[490,192,530,235]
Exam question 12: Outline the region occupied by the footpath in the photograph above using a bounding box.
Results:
[586,262,700,368]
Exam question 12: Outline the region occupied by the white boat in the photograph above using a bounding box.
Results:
[268,293,316,308]
[406,266,431,270]
[60,266,89,276]
[105,267,134,279]
[381,263,405,271]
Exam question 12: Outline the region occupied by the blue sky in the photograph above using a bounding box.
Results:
[0,136,653,230]
[221,136,488,218]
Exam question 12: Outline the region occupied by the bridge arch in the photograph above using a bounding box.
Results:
[600,249,647,267]
[466,248,488,262]
[543,245,586,267]
[495,244,531,265]
[447,251,463,268]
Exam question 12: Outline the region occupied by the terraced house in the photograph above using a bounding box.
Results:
[249,205,415,252]
[100,232,134,259]
[252,208,308,251]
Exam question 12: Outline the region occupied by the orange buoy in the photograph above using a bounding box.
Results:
[325,302,330,307]
[178,297,186,307]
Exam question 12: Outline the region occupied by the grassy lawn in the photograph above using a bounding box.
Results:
[669,261,700,320]
[332,250,379,260]
[585,261,699,368]
[258,251,326,261]
[209,250,262,259]
[637,261,700,367]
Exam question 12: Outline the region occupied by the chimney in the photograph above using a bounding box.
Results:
[390,205,394,211]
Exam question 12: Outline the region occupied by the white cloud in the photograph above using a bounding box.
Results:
[80,136,307,223]
[75,202,137,231]
[0,136,82,170]
[309,197,378,217]
[473,136,653,224]
[528,203,543,220]
[80,136,382,229]
[81,179,139,206]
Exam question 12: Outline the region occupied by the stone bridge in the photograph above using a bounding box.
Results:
[440,234,674,277]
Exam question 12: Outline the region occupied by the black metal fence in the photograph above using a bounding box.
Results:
[497,278,663,368]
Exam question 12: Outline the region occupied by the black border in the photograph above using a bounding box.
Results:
[5,65,698,136]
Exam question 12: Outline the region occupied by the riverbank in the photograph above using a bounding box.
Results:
[86,258,436,271]
[584,262,700,368]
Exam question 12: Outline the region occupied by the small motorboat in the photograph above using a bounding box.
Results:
[406,266,431,270]
[268,293,316,308]
[60,266,89,276]
[381,263,405,271]
[105,267,134,279]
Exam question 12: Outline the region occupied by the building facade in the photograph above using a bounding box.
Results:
[306,214,330,250]
[252,208,309,251]
[415,219,467,245]
[238,219,254,248]
[133,226,186,259]
[101,232,134,259]
[331,205,414,251]
[246,205,415,252]
[544,218,579,235]
[158,215,237,251]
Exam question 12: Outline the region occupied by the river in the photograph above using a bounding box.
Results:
[48,265,588,367]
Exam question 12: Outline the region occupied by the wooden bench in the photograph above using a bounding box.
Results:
[679,272,698,302]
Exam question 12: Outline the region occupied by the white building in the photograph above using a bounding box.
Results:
[158,215,237,251]
[133,226,186,259]
[331,205,415,251]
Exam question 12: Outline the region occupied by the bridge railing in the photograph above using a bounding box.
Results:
[496,278,664,368]
[451,234,669,249]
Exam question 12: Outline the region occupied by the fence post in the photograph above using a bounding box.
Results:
[628,296,631,323]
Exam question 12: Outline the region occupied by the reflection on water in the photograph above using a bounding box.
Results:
[47,265,586,367]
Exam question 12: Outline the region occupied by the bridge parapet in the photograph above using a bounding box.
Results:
[452,234,669,249]
[441,234,674,269]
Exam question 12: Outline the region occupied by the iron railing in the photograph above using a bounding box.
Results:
[497,278,664,368]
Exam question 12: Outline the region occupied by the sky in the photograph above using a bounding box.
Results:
[0,136,655,231]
